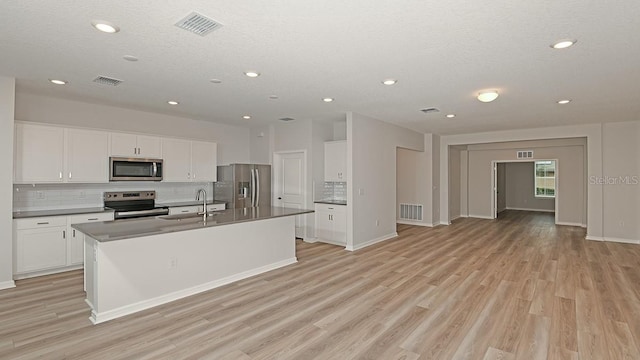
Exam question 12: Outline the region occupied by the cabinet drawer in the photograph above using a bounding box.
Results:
[68,212,114,224]
[15,216,67,230]
[207,204,225,212]
[168,206,200,215]
[314,203,346,213]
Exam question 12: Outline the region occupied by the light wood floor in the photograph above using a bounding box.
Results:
[2,211,640,359]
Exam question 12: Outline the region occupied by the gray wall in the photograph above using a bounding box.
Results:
[0,77,15,289]
[497,162,507,213]
[505,162,555,212]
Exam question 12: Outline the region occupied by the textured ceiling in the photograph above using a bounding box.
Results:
[1,0,639,134]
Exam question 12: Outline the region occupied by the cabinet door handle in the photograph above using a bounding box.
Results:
[134,147,137,155]
[63,230,66,239]
[59,172,63,179]
[181,210,189,213]
[193,173,196,179]
[73,229,76,237]
[37,222,49,225]
[87,218,98,221]
[187,172,191,179]
[68,172,72,179]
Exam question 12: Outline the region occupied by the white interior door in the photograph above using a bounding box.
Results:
[274,152,306,238]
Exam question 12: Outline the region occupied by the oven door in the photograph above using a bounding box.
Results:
[110,157,163,181]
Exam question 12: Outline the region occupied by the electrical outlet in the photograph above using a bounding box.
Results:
[376,220,379,226]
[168,257,178,269]
[358,188,364,196]
[36,191,45,200]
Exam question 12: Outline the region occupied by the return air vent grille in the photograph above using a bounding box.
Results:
[175,12,222,36]
[517,150,534,159]
[420,108,440,114]
[400,203,423,221]
[279,117,295,122]
[93,76,123,86]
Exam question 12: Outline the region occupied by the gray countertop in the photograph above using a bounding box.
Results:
[73,206,314,242]
[314,200,347,205]
[156,200,226,207]
[13,207,114,219]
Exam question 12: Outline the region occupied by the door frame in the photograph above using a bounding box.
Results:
[273,150,308,239]
[490,159,559,224]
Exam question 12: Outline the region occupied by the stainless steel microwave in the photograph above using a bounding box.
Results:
[109,157,163,181]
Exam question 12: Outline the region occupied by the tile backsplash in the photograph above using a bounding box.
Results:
[13,182,214,212]
[316,181,347,201]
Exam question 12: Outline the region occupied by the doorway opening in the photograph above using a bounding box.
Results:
[491,160,558,223]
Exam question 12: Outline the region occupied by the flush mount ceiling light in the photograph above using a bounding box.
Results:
[446,114,456,118]
[210,78,222,84]
[242,115,251,119]
[477,90,499,103]
[49,79,67,85]
[91,20,120,33]
[322,97,334,102]
[382,79,397,85]
[269,95,279,100]
[122,55,138,62]
[167,101,179,105]
[557,99,571,104]
[551,39,577,49]
[244,71,260,78]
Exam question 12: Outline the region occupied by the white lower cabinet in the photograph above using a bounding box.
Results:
[14,212,114,279]
[314,203,346,246]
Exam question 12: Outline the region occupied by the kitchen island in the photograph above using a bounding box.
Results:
[73,206,313,324]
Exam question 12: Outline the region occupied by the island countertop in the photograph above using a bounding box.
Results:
[73,206,313,242]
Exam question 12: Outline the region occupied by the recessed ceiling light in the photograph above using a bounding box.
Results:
[322,97,334,102]
[557,99,571,104]
[551,39,577,49]
[91,20,120,34]
[244,71,260,78]
[49,79,68,85]
[242,115,251,119]
[446,114,456,118]
[477,90,499,103]
[123,55,138,62]
[210,78,222,84]
[167,101,179,105]
[382,79,397,85]
[269,95,279,100]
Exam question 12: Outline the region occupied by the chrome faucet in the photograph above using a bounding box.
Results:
[196,188,208,221]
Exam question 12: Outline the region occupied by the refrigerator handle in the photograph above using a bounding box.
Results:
[256,168,260,206]
[250,168,256,207]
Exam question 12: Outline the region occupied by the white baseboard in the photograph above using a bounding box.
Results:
[586,235,640,245]
[397,220,433,227]
[346,232,398,252]
[556,222,586,227]
[468,214,495,220]
[90,257,298,325]
[13,265,83,280]
[315,238,347,247]
[506,207,555,213]
[303,237,318,243]
[0,281,16,291]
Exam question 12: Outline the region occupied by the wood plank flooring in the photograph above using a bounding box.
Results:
[1,210,639,359]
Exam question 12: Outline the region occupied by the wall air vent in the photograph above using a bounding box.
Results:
[517,150,534,159]
[400,203,423,221]
[175,12,223,36]
[93,76,123,86]
[279,117,295,122]
[420,108,440,114]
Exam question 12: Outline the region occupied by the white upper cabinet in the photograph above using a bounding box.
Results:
[191,141,217,182]
[65,129,109,183]
[162,138,192,182]
[162,138,217,182]
[15,123,108,184]
[15,123,65,183]
[324,140,347,182]
[110,133,161,158]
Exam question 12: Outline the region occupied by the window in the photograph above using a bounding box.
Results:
[535,160,556,198]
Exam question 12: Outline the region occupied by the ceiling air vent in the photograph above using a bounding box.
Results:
[420,107,440,114]
[175,12,223,36]
[93,76,123,86]
[517,150,534,159]
[279,117,295,122]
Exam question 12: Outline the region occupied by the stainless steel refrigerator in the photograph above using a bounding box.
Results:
[214,164,271,209]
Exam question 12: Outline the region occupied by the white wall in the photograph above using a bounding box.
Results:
[505,162,555,212]
[0,78,15,289]
[497,162,507,213]
[601,121,640,243]
[15,93,251,165]
[448,147,462,220]
[396,148,429,224]
[460,150,468,217]
[249,125,272,164]
[347,112,424,250]
[465,139,585,225]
